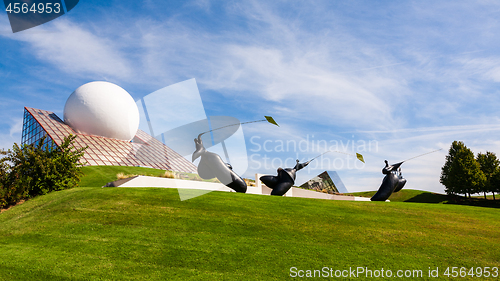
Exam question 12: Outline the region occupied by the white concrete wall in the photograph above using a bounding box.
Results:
[112,175,368,202]
[118,175,232,192]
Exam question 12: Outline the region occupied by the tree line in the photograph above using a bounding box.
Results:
[0,135,86,208]
[440,140,500,199]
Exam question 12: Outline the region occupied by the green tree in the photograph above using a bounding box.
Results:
[0,135,86,208]
[0,149,21,208]
[490,170,500,200]
[440,141,485,198]
[476,151,499,200]
[441,141,462,196]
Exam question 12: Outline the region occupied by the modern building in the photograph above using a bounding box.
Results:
[21,107,196,172]
[298,171,349,194]
[21,81,197,173]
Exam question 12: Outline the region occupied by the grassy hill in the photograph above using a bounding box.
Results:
[0,167,499,280]
[79,166,168,187]
[348,189,500,208]
[347,189,450,203]
[79,166,220,188]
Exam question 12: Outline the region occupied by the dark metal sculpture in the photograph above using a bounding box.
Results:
[371,160,406,201]
[260,159,311,196]
[370,149,443,202]
[192,134,247,193]
[260,150,364,196]
[393,167,407,193]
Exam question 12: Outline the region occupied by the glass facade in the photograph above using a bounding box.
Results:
[299,171,349,194]
[21,108,56,151]
[20,107,197,173]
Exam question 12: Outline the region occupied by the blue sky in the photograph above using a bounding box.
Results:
[2,0,500,194]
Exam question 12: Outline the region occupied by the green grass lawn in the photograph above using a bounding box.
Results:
[79,166,220,188]
[1,186,499,280]
[348,189,500,208]
[79,166,167,187]
[347,189,451,203]
[0,166,499,280]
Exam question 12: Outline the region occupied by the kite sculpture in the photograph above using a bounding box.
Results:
[371,149,442,201]
[192,116,278,193]
[260,159,312,196]
[370,160,406,201]
[261,151,365,196]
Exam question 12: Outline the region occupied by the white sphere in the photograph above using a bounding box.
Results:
[63,81,140,141]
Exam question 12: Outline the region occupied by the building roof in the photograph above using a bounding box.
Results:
[23,107,197,173]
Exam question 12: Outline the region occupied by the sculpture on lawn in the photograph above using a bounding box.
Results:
[192,134,247,193]
[370,160,406,201]
[261,151,365,196]
[260,159,312,196]
[371,149,442,201]
[192,116,279,193]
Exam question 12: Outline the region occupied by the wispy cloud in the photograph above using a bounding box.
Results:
[356,124,500,134]
[9,118,23,136]
[460,57,500,82]
[2,19,132,80]
[123,1,410,131]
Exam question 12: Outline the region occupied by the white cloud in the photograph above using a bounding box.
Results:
[0,118,23,150]
[9,118,23,137]
[460,57,500,82]
[95,0,410,131]
[2,19,132,80]
[358,124,500,135]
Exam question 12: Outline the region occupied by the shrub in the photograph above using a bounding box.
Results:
[0,135,86,208]
[160,170,176,179]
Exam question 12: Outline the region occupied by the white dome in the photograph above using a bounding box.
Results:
[63,81,140,141]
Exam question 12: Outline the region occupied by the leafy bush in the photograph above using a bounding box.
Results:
[0,135,86,208]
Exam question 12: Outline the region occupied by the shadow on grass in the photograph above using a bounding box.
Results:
[444,196,500,209]
[404,193,500,208]
[404,193,449,204]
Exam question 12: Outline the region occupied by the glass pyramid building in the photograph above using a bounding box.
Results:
[298,171,349,194]
[21,107,197,173]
